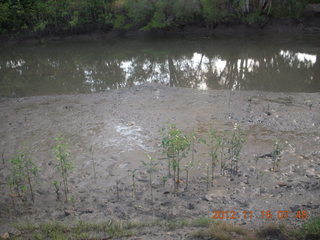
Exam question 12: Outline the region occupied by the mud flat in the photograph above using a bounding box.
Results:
[0,84,319,238]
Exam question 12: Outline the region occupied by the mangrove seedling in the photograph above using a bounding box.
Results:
[116,176,120,201]
[219,136,227,176]
[7,151,38,203]
[89,145,96,182]
[52,180,61,201]
[271,139,285,172]
[161,124,190,186]
[53,135,73,203]
[227,124,246,175]
[141,154,158,204]
[128,168,139,200]
[70,195,76,209]
[161,176,168,187]
[189,130,198,164]
[172,157,179,193]
[1,151,4,164]
[205,162,210,191]
[256,170,265,195]
[199,127,222,186]
[184,161,194,191]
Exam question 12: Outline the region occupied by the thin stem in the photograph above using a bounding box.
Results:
[211,154,216,187]
[116,177,120,201]
[191,137,195,163]
[206,166,209,191]
[91,147,96,182]
[149,169,153,205]
[132,174,136,200]
[186,168,189,191]
[26,172,34,203]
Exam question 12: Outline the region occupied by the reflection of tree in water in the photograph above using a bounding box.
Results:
[0,38,319,97]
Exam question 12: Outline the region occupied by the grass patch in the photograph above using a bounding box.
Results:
[191,217,320,240]
[191,221,253,240]
[12,216,320,240]
[296,216,320,239]
[12,217,212,239]
[256,223,289,240]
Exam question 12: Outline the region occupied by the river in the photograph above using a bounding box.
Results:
[0,33,319,97]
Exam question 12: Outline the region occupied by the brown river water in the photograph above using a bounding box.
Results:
[0,33,319,97]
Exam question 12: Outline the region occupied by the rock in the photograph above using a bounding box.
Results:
[306,169,316,178]
[305,233,320,240]
[290,205,301,212]
[260,187,267,194]
[277,182,287,187]
[292,165,306,176]
[0,224,21,238]
[0,232,9,239]
[79,209,94,215]
[187,203,195,210]
[160,201,171,206]
[204,189,227,201]
[64,210,72,216]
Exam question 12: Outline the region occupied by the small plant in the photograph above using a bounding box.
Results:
[53,135,73,203]
[1,151,4,164]
[205,163,210,191]
[200,127,222,186]
[89,145,96,182]
[271,139,285,172]
[219,136,227,176]
[227,124,246,175]
[128,169,138,200]
[161,124,190,188]
[184,161,194,191]
[247,96,252,112]
[189,130,198,164]
[256,170,265,195]
[7,150,38,203]
[161,176,168,187]
[116,176,120,201]
[141,155,158,204]
[70,195,76,209]
[52,180,61,201]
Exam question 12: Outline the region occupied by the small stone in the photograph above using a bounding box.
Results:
[203,195,212,201]
[80,209,94,215]
[0,232,9,239]
[187,203,195,210]
[0,224,21,237]
[204,189,227,201]
[277,182,287,187]
[306,169,316,178]
[64,210,71,216]
[290,205,301,212]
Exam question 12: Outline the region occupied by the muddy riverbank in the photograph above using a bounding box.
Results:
[0,84,319,234]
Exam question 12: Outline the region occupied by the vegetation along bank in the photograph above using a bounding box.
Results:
[1,0,320,38]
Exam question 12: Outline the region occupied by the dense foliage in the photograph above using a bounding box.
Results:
[0,0,312,35]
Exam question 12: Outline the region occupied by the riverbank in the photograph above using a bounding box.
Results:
[1,12,320,44]
[0,84,319,234]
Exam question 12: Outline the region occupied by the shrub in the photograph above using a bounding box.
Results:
[201,0,229,26]
[271,0,308,18]
[171,0,201,26]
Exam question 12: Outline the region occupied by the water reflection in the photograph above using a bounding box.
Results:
[0,35,319,97]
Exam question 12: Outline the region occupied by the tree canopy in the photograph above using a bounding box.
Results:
[0,0,312,35]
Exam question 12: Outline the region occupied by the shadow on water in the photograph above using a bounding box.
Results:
[0,33,319,97]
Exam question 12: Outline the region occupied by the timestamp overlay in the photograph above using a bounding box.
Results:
[210,209,311,225]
